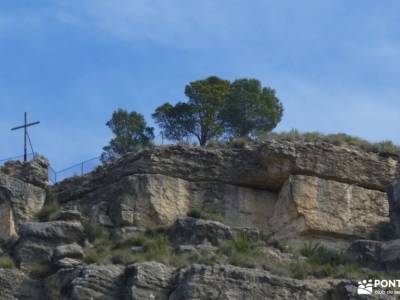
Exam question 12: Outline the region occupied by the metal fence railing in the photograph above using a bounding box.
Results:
[0,153,37,166]
[0,154,101,185]
[48,157,101,184]
[1,131,176,184]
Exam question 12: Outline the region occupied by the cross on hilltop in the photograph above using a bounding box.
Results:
[11,112,40,162]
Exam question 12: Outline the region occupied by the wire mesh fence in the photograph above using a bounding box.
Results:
[1,132,172,184]
[0,153,36,166]
[48,157,101,184]
[0,154,101,185]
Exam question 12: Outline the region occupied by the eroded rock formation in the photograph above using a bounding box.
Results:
[0,141,398,299]
[53,141,397,243]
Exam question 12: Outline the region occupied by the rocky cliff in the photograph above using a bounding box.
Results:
[0,140,399,299]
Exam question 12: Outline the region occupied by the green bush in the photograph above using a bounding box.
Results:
[83,248,104,264]
[232,235,252,254]
[206,140,225,148]
[36,201,60,222]
[270,240,291,253]
[83,223,109,243]
[110,248,139,265]
[0,255,15,269]
[229,137,250,148]
[290,261,312,279]
[187,208,203,219]
[27,263,52,278]
[217,235,264,268]
[186,208,225,223]
[300,242,352,267]
[260,130,400,155]
[84,231,174,265]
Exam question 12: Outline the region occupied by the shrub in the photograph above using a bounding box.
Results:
[83,223,109,243]
[217,235,264,268]
[36,201,60,222]
[299,242,352,267]
[260,130,400,155]
[206,140,225,148]
[229,137,250,148]
[232,235,252,254]
[290,261,312,279]
[27,263,52,278]
[84,231,174,265]
[144,235,172,261]
[187,208,203,219]
[270,240,291,253]
[186,209,225,223]
[300,242,324,258]
[0,255,15,269]
[110,248,138,265]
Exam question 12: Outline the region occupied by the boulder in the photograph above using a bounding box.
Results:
[44,268,80,299]
[168,217,234,246]
[77,174,191,228]
[53,209,82,222]
[0,175,45,239]
[15,221,84,267]
[125,262,176,300]
[69,265,125,300]
[111,226,146,241]
[45,265,125,300]
[0,156,49,189]
[54,257,82,269]
[18,221,84,242]
[52,243,83,261]
[271,175,389,240]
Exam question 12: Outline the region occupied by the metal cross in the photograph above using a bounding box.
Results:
[11,112,40,162]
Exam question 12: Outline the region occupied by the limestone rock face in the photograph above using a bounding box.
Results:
[170,264,343,300]
[0,269,43,300]
[381,239,400,271]
[0,156,49,189]
[189,181,277,232]
[15,221,84,267]
[347,239,383,269]
[388,179,400,236]
[271,175,389,240]
[44,265,125,300]
[0,157,48,240]
[0,175,45,239]
[126,262,176,300]
[40,263,362,300]
[51,142,397,240]
[52,243,83,261]
[109,174,191,227]
[55,141,397,202]
[68,265,125,300]
[59,173,277,231]
[168,217,234,246]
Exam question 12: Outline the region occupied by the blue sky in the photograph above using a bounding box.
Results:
[0,0,399,170]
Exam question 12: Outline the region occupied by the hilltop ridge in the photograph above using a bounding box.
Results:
[0,140,400,299]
